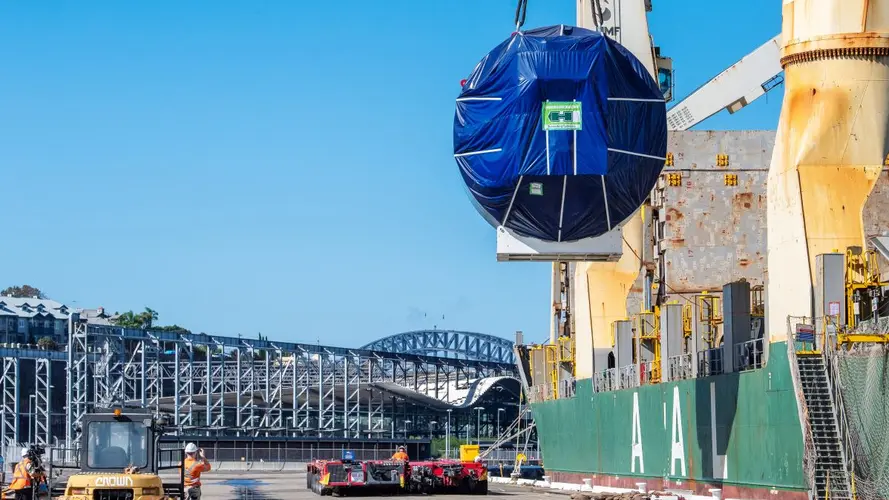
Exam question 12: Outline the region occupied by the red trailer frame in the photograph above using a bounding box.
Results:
[306,458,488,495]
[404,459,488,495]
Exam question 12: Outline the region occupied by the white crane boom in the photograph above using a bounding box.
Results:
[666,35,783,131]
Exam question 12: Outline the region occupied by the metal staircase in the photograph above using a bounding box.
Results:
[797,353,853,499]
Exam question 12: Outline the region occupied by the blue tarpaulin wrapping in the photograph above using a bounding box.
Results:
[453,25,667,242]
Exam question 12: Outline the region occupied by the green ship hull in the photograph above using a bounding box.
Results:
[531,342,809,499]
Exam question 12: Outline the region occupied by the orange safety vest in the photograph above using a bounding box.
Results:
[182,457,211,487]
[392,451,409,461]
[10,458,32,490]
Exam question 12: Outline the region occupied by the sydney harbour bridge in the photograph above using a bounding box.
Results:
[0,316,522,449]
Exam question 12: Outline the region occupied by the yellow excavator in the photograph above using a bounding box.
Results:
[48,407,184,500]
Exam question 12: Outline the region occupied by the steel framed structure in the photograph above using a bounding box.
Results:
[360,330,516,364]
[1,317,518,448]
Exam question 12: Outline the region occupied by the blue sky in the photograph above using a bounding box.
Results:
[0,1,783,346]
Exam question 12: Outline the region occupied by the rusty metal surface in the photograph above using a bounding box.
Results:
[650,130,889,296]
[781,0,889,63]
[863,170,889,272]
[654,131,773,293]
[863,171,889,240]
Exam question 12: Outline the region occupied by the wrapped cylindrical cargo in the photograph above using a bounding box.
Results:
[453,25,667,243]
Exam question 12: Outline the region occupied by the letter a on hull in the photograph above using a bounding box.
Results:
[631,391,644,473]
[671,386,686,476]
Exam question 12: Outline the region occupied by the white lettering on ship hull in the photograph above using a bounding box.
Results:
[710,382,728,479]
[630,391,644,473]
[94,476,134,487]
[670,386,687,476]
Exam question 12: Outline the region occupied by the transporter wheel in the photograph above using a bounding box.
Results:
[471,480,488,495]
[459,478,472,494]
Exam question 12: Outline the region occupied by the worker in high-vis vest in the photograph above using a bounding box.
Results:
[180,443,211,499]
[391,446,409,462]
[10,448,36,500]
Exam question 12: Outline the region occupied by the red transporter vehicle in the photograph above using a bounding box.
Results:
[306,452,405,496]
[306,451,488,496]
[404,459,488,495]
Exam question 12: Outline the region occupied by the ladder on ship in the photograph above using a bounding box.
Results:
[797,353,854,499]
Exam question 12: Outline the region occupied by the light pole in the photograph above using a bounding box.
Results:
[475,407,485,445]
[497,408,505,440]
[29,394,37,445]
[446,409,452,458]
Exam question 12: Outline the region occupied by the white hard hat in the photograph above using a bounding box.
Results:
[185,443,198,453]
[21,448,28,457]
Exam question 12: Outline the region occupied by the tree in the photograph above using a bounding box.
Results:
[112,311,143,328]
[153,324,192,334]
[138,307,158,329]
[1,285,48,299]
[37,337,58,350]
[111,307,188,333]
[192,345,208,360]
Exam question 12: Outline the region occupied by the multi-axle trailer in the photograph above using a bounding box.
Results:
[307,453,488,496]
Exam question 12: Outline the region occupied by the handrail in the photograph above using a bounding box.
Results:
[786,319,818,494]
[822,331,856,497]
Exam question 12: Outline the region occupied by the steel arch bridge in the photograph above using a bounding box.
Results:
[360,330,516,364]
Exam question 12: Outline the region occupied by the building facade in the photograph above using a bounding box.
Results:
[0,297,71,345]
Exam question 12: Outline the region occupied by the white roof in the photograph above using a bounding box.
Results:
[0,296,71,320]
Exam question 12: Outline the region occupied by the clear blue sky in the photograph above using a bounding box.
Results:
[0,0,783,346]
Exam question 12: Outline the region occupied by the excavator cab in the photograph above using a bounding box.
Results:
[51,408,184,499]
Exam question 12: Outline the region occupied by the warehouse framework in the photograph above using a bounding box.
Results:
[1,315,519,447]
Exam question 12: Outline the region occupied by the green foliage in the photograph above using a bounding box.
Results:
[152,324,192,334]
[1,285,48,299]
[112,307,191,333]
[37,337,58,350]
[113,307,158,329]
[430,437,468,458]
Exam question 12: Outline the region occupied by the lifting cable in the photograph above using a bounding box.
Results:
[593,0,606,30]
[514,0,528,31]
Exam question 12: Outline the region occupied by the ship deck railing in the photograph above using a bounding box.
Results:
[697,347,724,377]
[668,353,694,381]
[592,365,645,392]
[734,338,764,372]
[593,368,618,392]
[619,365,639,389]
[640,361,657,385]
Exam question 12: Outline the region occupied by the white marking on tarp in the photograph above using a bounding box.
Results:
[454,148,502,158]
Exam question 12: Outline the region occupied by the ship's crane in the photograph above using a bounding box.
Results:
[666,35,784,131]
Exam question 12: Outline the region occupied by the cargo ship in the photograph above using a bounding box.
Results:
[454,1,889,499]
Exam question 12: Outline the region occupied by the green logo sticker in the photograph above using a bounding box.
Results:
[542,101,582,131]
[529,182,544,196]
